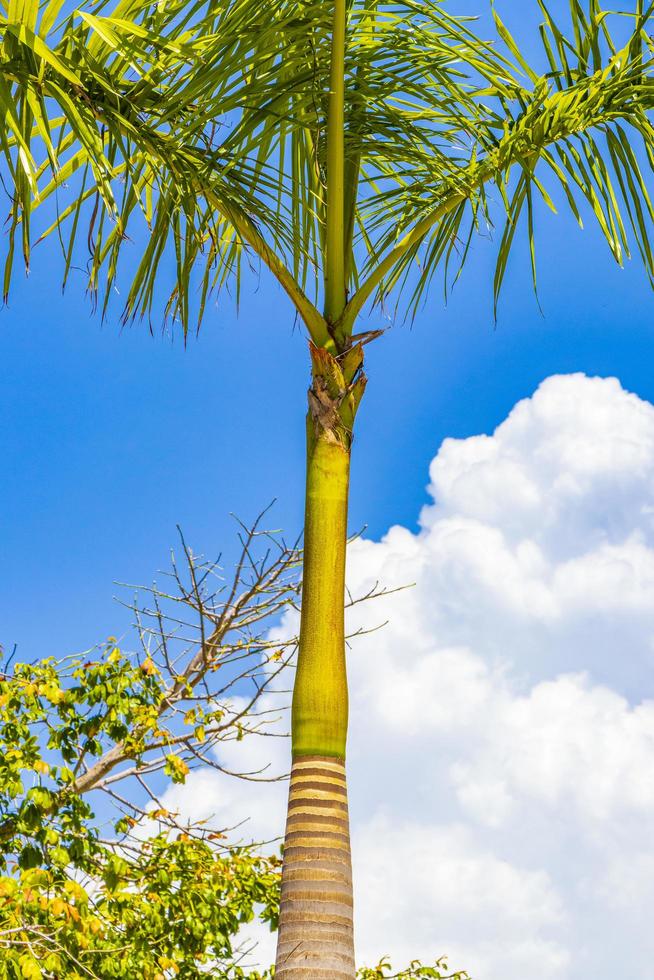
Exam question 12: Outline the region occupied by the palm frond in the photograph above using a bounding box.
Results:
[0,0,652,340]
[0,0,328,338]
[344,1,654,327]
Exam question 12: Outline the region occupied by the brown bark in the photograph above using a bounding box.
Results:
[274,755,355,979]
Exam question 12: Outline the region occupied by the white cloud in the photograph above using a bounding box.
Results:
[163,374,654,979]
[353,818,568,980]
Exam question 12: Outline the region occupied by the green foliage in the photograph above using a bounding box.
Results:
[0,641,282,979]
[0,0,313,326]
[0,842,280,980]
[0,1,652,337]
[1,646,161,813]
[0,648,279,979]
[341,0,654,324]
[358,959,469,980]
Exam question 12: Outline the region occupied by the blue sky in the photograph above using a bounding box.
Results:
[3,184,652,662]
[2,0,653,663]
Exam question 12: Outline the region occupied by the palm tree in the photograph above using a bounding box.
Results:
[1,1,653,976]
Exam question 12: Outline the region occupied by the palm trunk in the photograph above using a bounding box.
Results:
[274,755,354,979]
[274,343,364,979]
[274,1,358,969]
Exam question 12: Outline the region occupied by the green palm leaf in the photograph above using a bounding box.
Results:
[0,1,652,340]
[342,1,654,328]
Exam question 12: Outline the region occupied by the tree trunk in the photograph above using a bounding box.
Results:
[274,755,354,979]
[274,342,364,979]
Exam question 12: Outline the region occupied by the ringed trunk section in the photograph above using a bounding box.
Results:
[274,755,354,979]
[274,342,365,980]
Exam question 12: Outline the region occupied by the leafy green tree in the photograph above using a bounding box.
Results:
[1,1,654,975]
[0,526,296,979]
[1,835,280,980]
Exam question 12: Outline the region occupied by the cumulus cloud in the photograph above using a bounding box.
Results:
[353,818,568,980]
[165,374,654,979]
